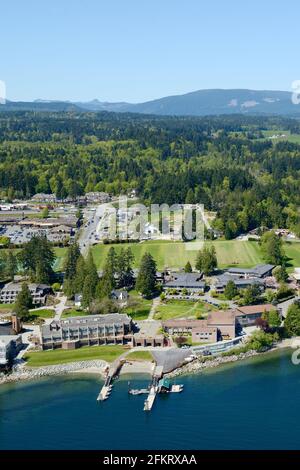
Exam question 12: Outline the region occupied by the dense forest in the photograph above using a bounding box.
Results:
[1,111,300,239]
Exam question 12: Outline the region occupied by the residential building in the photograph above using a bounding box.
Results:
[111,289,129,304]
[235,304,276,327]
[162,319,207,335]
[163,310,236,342]
[40,313,133,350]
[163,272,205,294]
[0,335,23,366]
[207,310,236,340]
[226,264,274,279]
[213,274,265,294]
[192,326,218,344]
[0,282,52,305]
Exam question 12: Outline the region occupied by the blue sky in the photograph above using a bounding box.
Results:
[1,0,299,102]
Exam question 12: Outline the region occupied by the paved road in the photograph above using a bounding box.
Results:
[78,203,110,255]
[148,296,161,320]
[277,296,300,318]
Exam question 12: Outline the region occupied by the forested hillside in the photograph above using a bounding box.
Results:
[1,111,300,239]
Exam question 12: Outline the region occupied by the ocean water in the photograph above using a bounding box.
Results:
[0,349,300,450]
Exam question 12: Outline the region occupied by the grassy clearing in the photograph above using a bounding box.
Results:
[24,345,126,367]
[53,247,67,271]
[61,308,87,318]
[27,308,55,320]
[91,240,266,270]
[126,351,154,362]
[123,290,152,320]
[261,130,300,144]
[91,240,300,271]
[0,303,14,313]
[154,300,217,321]
[284,242,300,271]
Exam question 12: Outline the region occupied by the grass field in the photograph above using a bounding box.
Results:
[262,130,300,144]
[53,240,300,272]
[123,290,152,320]
[53,247,67,271]
[0,303,14,313]
[61,308,86,318]
[126,351,154,362]
[26,308,55,320]
[24,345,126,367]
[154,300,217,321]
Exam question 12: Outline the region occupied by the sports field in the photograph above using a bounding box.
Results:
[53,240,300,272]
[91,240,265,270]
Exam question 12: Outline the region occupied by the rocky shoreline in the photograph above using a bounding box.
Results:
[0,359,108,385]
[165,350,260,378]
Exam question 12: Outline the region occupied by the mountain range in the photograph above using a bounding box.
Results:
[1,89,300,116]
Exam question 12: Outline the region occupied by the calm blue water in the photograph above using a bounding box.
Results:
[1,349,300,450]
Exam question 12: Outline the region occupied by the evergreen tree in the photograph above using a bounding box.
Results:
[64,242,81,280]
[74,255,87,293]
[224,280,238,300]
[261,231,285,265]
[268,309,281,328]
[18,235,55,283]
[97,247,116,299]
[15,283,33,320]
[63,242,81,297]
[285,302,300,337]
[243,284,261,305]
[273,265,289,283]
[184,261,192,273]
[116,248,135,288]
[136,252,157,298]
[5,251,18,280]
[195,246,217,275]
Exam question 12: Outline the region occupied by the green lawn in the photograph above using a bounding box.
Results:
[123,290,152,320]
[24,345,126,367]
[91,240,300,271]
[154,300,217,321]
[261,130,300,144]
[0,303,14,312]
[61,308,87,318]
[284,242,300,271]
[27,308,55,319]
[53,247,68,271]
[126,351,154,362]
[91,240,267,270]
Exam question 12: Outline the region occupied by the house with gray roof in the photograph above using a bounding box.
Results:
[0,282,52,305]
[226,264,274,279]
[163,272,205,294]
[213,274,265,294]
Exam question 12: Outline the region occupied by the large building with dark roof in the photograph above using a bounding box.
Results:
[163,272,205,293]
[40,313,133,350]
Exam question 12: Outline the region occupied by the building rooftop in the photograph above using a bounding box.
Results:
[227,264,274,277]
[165,272,205,288]
[0,335,21,346]
[207,310,236,326]
[41,313,132,335]
[235,304,274,316]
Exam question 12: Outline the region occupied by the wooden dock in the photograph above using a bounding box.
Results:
[143,385,157,411]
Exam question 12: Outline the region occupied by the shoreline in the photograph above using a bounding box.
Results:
[0,340,294,386]
[0,359,108,386]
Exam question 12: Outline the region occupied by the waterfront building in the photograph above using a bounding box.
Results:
[40,313,133,350]
[234,304,276,327]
